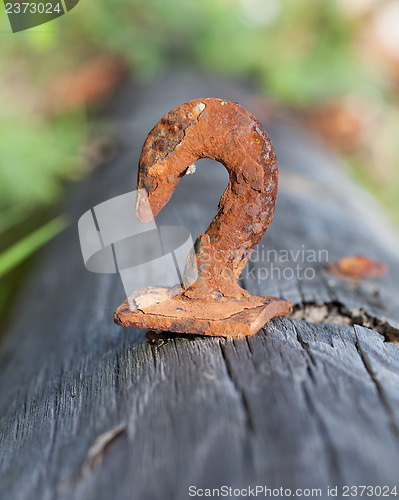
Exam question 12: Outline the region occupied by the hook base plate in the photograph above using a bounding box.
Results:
[114,287,292,338]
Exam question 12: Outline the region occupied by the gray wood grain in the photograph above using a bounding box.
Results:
[1,72,399,500]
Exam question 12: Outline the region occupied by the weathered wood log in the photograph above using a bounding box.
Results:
[1,72,399,500]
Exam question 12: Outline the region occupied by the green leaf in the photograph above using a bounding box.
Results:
[0,215,69,278]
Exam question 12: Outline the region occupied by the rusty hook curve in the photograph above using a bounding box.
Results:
[114,98,292,337]
[136,98,278,300]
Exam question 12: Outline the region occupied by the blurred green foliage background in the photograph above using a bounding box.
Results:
[1,0,399,330]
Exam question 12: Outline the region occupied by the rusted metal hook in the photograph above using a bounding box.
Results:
[114,98,292,337]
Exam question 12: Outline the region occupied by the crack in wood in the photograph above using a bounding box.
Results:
[218,339,256,477]
[300,378,343,481]
[292,302,399,346]
[354,327,399,439]
[219,340,255,434]
[81,424,126,475]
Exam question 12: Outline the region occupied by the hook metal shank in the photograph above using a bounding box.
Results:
[115,98,292,337]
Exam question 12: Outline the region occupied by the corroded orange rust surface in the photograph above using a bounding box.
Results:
[115,289,291,338]
[115,98,292,337]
